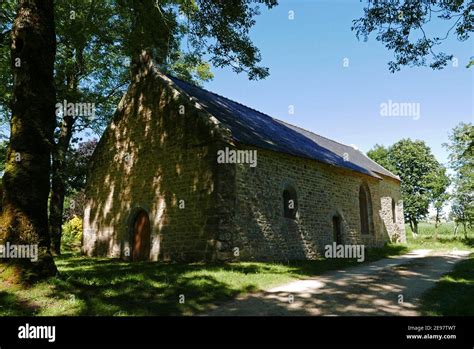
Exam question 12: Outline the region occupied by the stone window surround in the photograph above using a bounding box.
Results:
[359,182,374,235]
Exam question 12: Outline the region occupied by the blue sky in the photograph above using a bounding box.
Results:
[202,0,473,165]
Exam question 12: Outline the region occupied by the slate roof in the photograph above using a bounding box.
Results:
[167,75,399,181]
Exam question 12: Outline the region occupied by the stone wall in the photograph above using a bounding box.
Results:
[83,56,406,262]
[218,144,406,261]
[378,178,406,244]
[83,65,232,261]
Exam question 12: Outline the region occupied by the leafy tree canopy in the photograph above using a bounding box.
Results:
[368,139,446,234]
[443,122,474,230]
[353,0,473,72]
[367,143,397,173]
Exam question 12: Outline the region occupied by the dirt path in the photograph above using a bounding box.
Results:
[206,249,471,316]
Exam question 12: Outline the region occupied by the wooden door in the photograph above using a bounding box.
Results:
[132,210,151,261]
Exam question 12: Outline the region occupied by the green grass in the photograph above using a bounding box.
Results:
[2,222,471,316]
[405,222,474,252]
[0,244,407,316]
[419,253,474,316]
[404,222,474,316]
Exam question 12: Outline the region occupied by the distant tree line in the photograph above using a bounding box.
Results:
[367,123,473,238]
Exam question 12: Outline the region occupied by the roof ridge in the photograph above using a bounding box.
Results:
[163,73,398,181]
[278,119,399,179]
[167,74,280,121]
[357,151,400,179]
[168,75,357,149]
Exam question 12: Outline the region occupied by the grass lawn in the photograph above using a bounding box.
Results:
[0,244,407,316]
[419,253,474,316]
[403,222,474,316]
[2,222,472,316]
[405,222,474,252]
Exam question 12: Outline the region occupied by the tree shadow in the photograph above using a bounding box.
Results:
[44,244,408,316]
[208,255,465,316]
[0,290,39,316]
[48,258,267,315]
[419,254,474,316]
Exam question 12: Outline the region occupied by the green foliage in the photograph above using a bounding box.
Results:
[62,216,83,248]
[183,0,278,80]
[467,58,474,69]
[391,140,442,228]
[444,122,474,231]
[2,0,278,140]
[0,139,7,175]
[366,144,396,173]
[353,1,473,72]
[0,1,14,133]
[368,139,444,231]
[426,164,451,224]
[2,0,278,255]
[370,124,473,236]
[64,140,97,195]
[420,254,474,316]
[60,140,96,222]
[164,52,214,86]
[0,244,406,316]
[405,222,474,251]
[54,0,135,135]
[444,122,474,173]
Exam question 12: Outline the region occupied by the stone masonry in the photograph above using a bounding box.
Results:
[83,55,406,262]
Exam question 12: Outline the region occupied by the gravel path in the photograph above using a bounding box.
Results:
[206,249,471,316]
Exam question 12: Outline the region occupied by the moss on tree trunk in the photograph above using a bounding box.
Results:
[0,0,57,282]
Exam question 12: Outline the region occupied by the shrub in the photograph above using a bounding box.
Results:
[62,216,83,248]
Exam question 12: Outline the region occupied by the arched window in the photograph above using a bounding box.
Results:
[332,215,343,244]
[283,185,298,219]
[392,198,397,223]
[359,184,372,234]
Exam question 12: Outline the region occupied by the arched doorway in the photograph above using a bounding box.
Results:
[131,209,151,261]
[332,215,343,245]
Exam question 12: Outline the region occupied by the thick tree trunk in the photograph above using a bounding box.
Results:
[0,0,57,281]
[49,114,74,255]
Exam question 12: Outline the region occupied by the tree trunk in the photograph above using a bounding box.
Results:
[409,218,417,238]
[434,210,440,240]
[49,114,74,255]
[413,220,419,236]
[49,41,81,255]
[0,0,57,282]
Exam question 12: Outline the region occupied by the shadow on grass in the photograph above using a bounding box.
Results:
[278,244,409,277]
[460,237,474,248]
[1,244,409,316]
[0,291,38,316]
[51,261,239,315]
[419,253,474,316]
